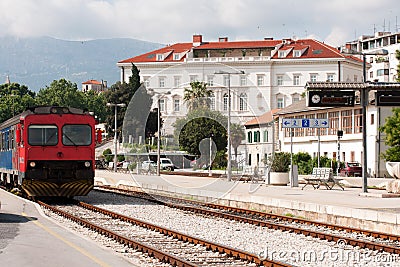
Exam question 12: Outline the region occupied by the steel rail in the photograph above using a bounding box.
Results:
[38,201,196,267]
[76,200,291,267]
[95,186,400,254]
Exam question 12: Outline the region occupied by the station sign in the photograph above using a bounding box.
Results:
[307,90,355,107]
[375,90,400,106]
[282,118,329,128]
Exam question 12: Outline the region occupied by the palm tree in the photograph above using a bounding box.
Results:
[183,81,212,111]
[230,123,245,164]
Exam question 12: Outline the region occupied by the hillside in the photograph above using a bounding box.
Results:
[0,36,163,91]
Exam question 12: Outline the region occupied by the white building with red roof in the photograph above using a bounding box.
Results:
[117,34,364,136]
[82,79,107,93]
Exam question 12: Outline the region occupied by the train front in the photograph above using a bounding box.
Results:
[19,107,96,197]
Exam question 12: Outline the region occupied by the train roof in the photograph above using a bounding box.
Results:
[0,106,91,129]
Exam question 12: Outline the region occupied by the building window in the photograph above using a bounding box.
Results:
[143,77,150,88]
[354,75,358,82]
[277,75,283,86]
[327,74,334,82]
[223,93,229,111]
[159,99,165,112]
[354,109,362,133]
[174,99,180,112]
[247,131,252,143]
[293,50,301,57]
[328,111,339,135]
[278,51,286,58]
[157,54,164,61]
[207,76,214,86]
[223,76,230,87]
[370,71,374,78]
[292,95,300,102]
[209,93,215,110]
[277,97,284,108]
[293,75,300,85]
[159,77,165,88]
[257,75,264,86]
[240,76,247,86]
[173,54,180,60]
[310,74,317,82]
[190,75,198,83]
[371,114,375,125]
[341,110,352,134]
[174,76,181,88]
[239,93,247,111]
[253,131,260,142]
[263,130,269,142]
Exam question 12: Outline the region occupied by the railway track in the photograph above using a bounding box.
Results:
[38,200,291,267]
[95,186,400,255]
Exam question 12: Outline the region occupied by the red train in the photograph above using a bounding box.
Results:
[0,106,101,197]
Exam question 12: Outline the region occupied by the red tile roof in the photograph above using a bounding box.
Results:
[82,79,102,85]
[118,36,359,64]
[245,109,281,127]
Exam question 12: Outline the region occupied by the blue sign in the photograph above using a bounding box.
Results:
[282,118,329,128]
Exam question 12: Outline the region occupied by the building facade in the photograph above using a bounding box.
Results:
[343,31,400,82]
[117,35,364,136]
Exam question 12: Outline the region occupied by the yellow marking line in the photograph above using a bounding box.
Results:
[22,212,111,267]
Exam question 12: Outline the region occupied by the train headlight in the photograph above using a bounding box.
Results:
[30,162,36,168]
[84,161,91,167]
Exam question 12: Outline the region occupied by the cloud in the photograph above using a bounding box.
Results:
[0,0,399,45]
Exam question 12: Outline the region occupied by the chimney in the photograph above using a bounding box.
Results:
[219,37,228,42]
[193,34,203,46]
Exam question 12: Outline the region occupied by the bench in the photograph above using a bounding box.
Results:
[302,167,344,190]
[229,166,264,183]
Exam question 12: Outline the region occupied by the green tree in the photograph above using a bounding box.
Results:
[230,123,245,163]
[380,108,400,161]
[35,79,86,109]
[84,90,107,123]
[183,81,212,111]
[0,82,36,123]
[174,108,228,167]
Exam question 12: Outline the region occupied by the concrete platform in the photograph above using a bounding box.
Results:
[95,170,400,235]
[0,189,136,267]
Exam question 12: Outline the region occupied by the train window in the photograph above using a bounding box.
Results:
[28,125,58,146]
[62,124,92,146]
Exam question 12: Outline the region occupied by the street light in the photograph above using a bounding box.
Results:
[148,89,171,176]
[343,48,388,192]
[215,70,245,181]
[106,102,126,172]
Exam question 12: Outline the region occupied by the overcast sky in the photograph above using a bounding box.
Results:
[1,0,399,47]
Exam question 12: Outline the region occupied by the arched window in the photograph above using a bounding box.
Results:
[223,93,229,111]
[209,92,215,110]
[239,93,247,111]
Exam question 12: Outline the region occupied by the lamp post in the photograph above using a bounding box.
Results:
[106,102,126,172]
[215,70,245,181]
[209,134,213,177]
[343,48,388,192]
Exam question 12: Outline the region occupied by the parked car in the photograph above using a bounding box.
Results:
[160,158,175,171]
[141,160,156,170]
[340,162,362,177]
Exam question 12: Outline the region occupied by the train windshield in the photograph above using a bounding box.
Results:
[28,125,58,146]
[62,124,92,146]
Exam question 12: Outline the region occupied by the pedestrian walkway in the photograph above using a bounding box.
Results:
[0,189,137,267]
[95,170,400,235]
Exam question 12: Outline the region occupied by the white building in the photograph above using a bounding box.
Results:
[117,35,364,136]
[82,79,107,93]
[343,31,400,82]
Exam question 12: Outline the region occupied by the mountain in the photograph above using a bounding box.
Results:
[0,36,163,91]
